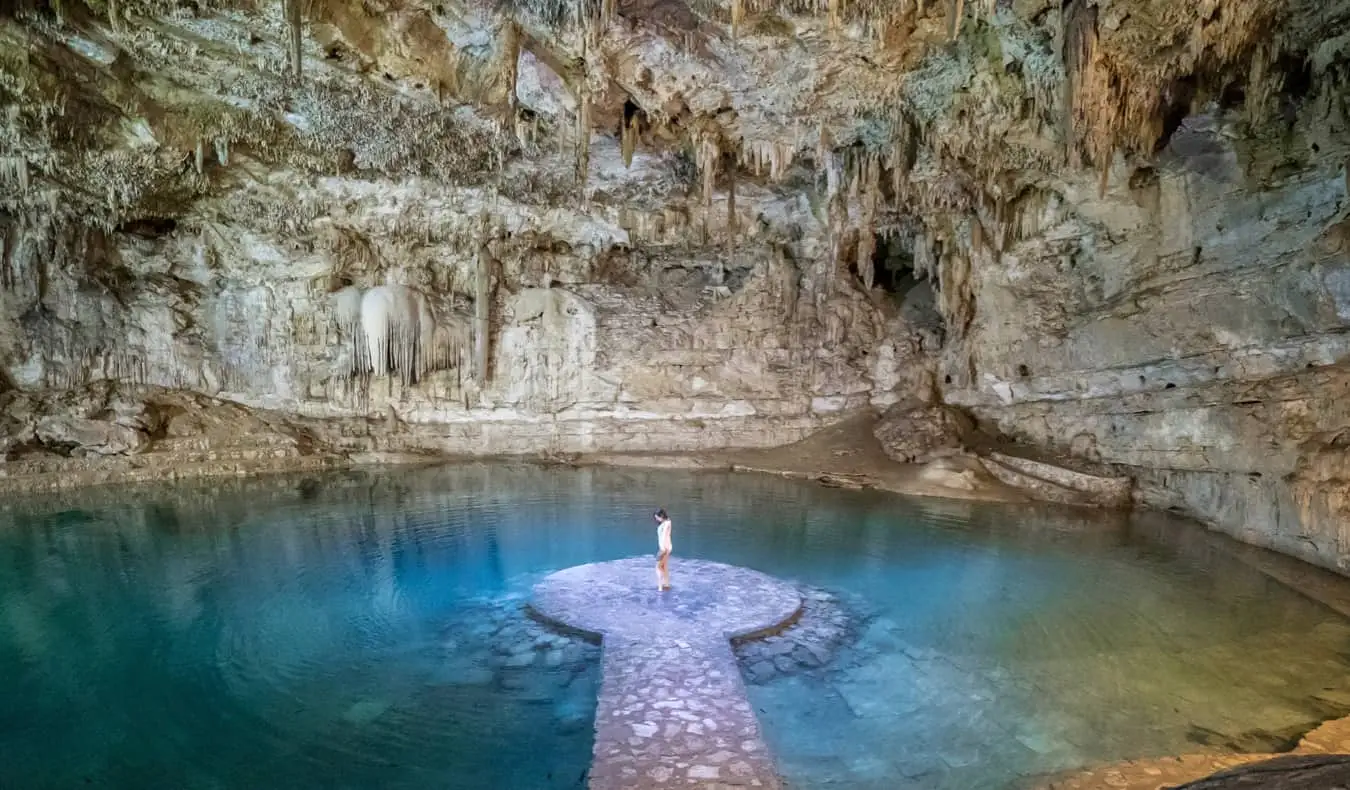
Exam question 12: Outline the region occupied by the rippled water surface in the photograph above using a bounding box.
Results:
[3,463,1350,790]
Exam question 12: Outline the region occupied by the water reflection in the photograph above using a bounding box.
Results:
[0,463,1348,790]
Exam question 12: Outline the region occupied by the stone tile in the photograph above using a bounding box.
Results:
[531,557,802,789]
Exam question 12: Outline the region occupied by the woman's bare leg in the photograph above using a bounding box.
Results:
[657,550,671,590]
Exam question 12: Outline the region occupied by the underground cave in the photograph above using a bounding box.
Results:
[3,0,1350,788]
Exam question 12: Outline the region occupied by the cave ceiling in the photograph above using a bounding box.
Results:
[1,0,1347,265]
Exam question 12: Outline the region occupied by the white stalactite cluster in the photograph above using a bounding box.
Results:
[739,138,797,182]
[332,284,470,387]
[0,157,30,192]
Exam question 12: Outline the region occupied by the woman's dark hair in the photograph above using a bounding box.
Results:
[655,508,668,521]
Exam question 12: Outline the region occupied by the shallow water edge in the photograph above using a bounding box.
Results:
[5,440,1350,620]
[6,455,1350,788]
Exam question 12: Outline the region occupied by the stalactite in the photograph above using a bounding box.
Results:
[888,140,905,202]
[108,352,147,387]
[1,157,29,192]
[340,284,469,389]
[695,124,720,208]
[727,165,737,232]
[334,285,366,374]
[216,138,229,166]
[846,149,861,202]
[286,0,304,81]
[0,226,12,292]
[731,0,744,38]
[360,286,398,381]
[514,112,538,150]
[1016,189,1043,245]
[502,22,521,118]
[194,140,205,175]
[474,222,493,387]
[575,88,591,191]
[621,113,639,168]
[436,313,471,393]
[739,139,796,182]
[857,154,881,290]
[815,122,832,187]
[913,231,936,282]
[949,0,965,41]
[823,149,841,199]
[1061,0,1098,165]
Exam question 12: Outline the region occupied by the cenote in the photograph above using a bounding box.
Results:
[4,463,1350,790]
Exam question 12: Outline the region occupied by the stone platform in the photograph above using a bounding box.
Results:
[529,557,803,789]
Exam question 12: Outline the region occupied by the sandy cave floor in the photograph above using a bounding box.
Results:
[577,410,1034,505]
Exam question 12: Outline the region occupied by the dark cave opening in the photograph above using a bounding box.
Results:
[116,217,178,238]
[1219,82,1246,111]
[859,232,945,335]
[1278,54,1315,102]
[864,232,923,298]
[1154,76,1198,153]
[623,98,642,126]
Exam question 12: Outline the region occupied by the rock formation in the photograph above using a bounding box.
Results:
[2,0,1349,570]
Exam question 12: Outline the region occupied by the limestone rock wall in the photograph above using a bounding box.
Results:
[942,114,1350,572]
[0,197,914,458]
[4,0,1350,574]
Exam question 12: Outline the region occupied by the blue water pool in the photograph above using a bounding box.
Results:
[2,463,1349,789]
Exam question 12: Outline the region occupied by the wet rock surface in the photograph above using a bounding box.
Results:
[436,594,603,740]
[1172,755,1350,789]
[732,586,869,687]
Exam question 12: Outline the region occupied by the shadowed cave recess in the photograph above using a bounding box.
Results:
[2,0,1350,785]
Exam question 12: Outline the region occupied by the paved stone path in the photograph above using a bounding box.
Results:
[529,557,803,789]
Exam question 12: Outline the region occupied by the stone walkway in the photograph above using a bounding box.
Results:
[529,557,803,789]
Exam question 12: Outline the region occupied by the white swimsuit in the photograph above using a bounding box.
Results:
[657,519,673,553]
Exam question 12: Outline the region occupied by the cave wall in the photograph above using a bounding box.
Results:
[943,109,1350,571]
[0,180,916,457]
[4,0,1350,572]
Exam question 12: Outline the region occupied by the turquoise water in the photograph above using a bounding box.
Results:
[3,463,1350,789]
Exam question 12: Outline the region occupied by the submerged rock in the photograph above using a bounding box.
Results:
[733,583,870,686]
[341,699,391,726]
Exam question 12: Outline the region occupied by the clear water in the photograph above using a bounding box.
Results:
[3,463,1350,790]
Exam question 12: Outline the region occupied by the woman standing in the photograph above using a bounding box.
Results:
[654,508,673,591]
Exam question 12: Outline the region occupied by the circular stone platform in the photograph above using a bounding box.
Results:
[529,556,803,642]
[529,557,803,789]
